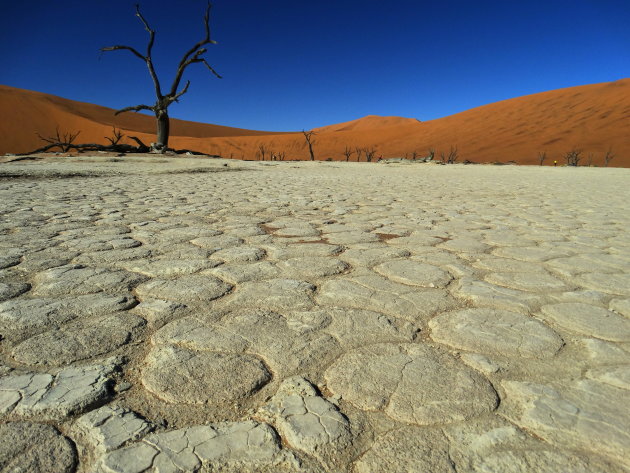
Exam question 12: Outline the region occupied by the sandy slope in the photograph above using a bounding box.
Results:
[1,80,628,165]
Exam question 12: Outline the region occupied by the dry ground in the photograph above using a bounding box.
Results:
[1,156,629,472]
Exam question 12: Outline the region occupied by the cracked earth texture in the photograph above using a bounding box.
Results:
[0,155,629,472]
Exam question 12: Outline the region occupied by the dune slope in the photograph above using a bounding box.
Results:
[1,80,628,166]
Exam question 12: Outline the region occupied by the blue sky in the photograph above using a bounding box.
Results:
[1,0,629,131]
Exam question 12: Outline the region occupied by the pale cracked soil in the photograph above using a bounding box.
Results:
[0,154,629,472]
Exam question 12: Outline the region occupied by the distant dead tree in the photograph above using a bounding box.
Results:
[586,152,594,166]
[603,146,615,167]
[538,151,547,166]
[411,151,419,160]
[101,3,221,152]
[36,127,81,152]
[564,148,582,166]
[343,146,353,162]
[302,130,316,161]
[23,127,152,155]
[416,148,435,162]
[355,147,362,162]
[446,145,459,164]
[277,151,286,161]
[364,146,377,163]
[258,144,267,161]
[105,127,125,146]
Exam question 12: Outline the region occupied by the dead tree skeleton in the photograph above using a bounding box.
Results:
[603,147,615,167]
[564,148,582,166]
[364,147,377,162]
[258,144,268,161]
[355,147,362,162]
[343,146,353,162]
[101,3,221,152]
[302,130,316,161]
[35,128,81,152]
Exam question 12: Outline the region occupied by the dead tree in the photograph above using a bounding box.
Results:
[355,147,362,162]
[36,128,81,152]
[564,148,582,166]
[586,153,594,166]
[105,127,125,146]
[302,130,316,161]
[343,146,353,162]
[416,148,435,162]
[277,151,286,161]
[127,136,151,153]
[101,3,221,152]
[538,151,547,166]
[364,147,377,163]
[258,144,267,161]
[603,147,615,167]
[446,145,459,164]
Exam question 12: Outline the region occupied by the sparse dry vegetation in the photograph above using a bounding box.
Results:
[36,127,81,152]
[604,147,615,167]
[258,144,267,161]
[364,147,377,162]
[565,148,583,166]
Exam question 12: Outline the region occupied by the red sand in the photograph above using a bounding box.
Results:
[1,80,628,166]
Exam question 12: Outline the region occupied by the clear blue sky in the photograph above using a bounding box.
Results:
[1,0,629,131]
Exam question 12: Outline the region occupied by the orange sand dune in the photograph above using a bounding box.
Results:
[0,85,286,154]
[1,80,628,166]
[313,115,421,133]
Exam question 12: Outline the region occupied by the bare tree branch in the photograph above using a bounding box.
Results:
[101,5,163,99]
[105,127,125,146]
[114,104,154,115]
[128,136,150,151]
[100,45,145,61]
[169,2,220,96]
[133,4,162,98]
[35,128,81,152]
[200,58,223,79]
[170,81,191,104]
[17,143,62,155]
[134,3,155,55]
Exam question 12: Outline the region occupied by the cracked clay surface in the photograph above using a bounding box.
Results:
[0,155,629,472]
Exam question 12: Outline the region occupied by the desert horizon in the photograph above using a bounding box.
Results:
[2,2,630,471]
[2,79,629,166]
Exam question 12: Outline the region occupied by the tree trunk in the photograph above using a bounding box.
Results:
[308,142,315,161]
[156,109,170,150]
